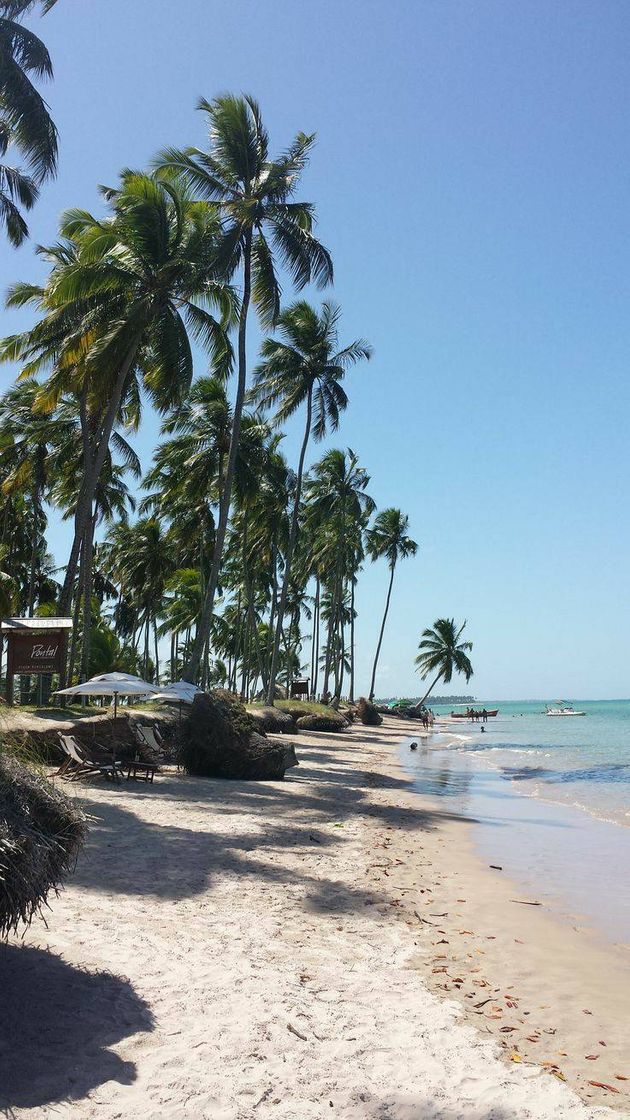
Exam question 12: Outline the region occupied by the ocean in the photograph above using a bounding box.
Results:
[430,699,630,827]
[398,700,630,946]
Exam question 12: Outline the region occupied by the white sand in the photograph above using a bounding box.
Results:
[1,720,621,1119]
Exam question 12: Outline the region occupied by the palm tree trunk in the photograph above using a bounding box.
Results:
[311,574,320,700]
[58,342,141,618]
[26,448,45,618]
[79,509,95,681]
[368,561,396,701]
[266,388,312,705]
[417,671,444,709]
[186,230,253,682]
[153,620,159,684]
[349,578,356,703]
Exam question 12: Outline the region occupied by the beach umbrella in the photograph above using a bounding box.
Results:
[54,673,158,719]
[152,680,202,725]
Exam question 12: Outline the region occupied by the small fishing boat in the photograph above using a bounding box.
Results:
[545,703,586,717]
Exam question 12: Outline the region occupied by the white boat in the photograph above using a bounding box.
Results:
[545,703,586,717]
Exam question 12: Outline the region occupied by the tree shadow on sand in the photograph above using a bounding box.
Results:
[68,737,471,911]
[0,943,154,1114]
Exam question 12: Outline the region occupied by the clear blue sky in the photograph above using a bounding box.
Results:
[2,0,630,700]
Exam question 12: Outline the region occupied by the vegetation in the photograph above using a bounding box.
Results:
[356,696,382,726]
[365,508,417,700]
[179,690,293,779]
[0,0,59,244]
[0,749,87,936]
[414,618,474,707]
[0,89,423,704]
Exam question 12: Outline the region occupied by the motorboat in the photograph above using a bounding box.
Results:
[545,703,586,717]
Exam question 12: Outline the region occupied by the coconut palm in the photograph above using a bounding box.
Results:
[252,299,371,704]
[304,449,375,702]
[155,94,333,681]
[0,0,59,244]
[365,509,417,701]
[1,172,235,623]
[414,618,474,707]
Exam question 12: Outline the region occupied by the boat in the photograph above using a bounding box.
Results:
[451,708,498,719]
[545,703,586,717]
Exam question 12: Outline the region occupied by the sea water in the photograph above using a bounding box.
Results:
[399,700,630,945]
[431,699,630,827]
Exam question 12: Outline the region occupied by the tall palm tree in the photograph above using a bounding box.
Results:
[252,300,371,704]
[0,0,59,244]
[1,171,235,623]
[155,94,333,681]
[366,508,417,701]
[414,618,474,707]
[304,449,375,702]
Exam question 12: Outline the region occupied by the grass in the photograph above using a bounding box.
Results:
[247,699,333,716]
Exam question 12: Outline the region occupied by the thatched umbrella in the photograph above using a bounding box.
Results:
[0,753,87,937]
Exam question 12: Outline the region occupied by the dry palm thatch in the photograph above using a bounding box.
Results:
[0,751,87,937]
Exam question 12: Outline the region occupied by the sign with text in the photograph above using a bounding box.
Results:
[7,631,67,675]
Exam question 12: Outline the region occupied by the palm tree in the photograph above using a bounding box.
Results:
[1,172,235,624]
[304,449,375,702]
[414,618,474,707]
[0,0,59,244]
[155,94,333,681]
[366,509,417,701]
[252,300,371,704]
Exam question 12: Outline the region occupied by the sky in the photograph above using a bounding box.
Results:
[2,0,630,700]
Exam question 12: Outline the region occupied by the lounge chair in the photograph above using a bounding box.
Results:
[57,734,123,782]
[132,724,168,765]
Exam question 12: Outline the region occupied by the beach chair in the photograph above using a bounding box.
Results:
[54,735,83,779]
[132,723,167,765]
[57,734,123,782]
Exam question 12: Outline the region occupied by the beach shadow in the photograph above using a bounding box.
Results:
[68,750,469,907]
[0,943,153,1113]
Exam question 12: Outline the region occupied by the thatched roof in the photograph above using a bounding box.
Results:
[0,753,87,938]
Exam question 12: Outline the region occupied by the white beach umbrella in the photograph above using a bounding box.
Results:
[152,680,202,724]
[152,681,201,704]
[55,673,158,718]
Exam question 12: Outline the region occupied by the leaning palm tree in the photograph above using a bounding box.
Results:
[155,94,333,681]
[366,508,417,701]
[0,0,59,244]
[252,300,371,704]
[414,618,473,707]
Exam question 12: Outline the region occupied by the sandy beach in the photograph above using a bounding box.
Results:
[2,715,628,1119]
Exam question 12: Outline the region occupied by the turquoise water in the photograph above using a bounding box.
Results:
[430,699,630,827]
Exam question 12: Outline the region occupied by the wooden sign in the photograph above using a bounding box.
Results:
[7,631,67,675]
[291,679,309,698]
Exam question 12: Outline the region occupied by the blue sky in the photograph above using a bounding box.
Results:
[2,0,630,700]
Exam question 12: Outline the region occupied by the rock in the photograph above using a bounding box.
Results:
[295,712,349,732]
[248,707,297,734]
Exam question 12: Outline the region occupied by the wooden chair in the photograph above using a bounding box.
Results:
[57,734,123,782]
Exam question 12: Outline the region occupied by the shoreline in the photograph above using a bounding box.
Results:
[374,717,630,1109]
[1,715,627,1117]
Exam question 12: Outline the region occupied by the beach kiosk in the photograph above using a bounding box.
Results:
[1,617,73,705]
